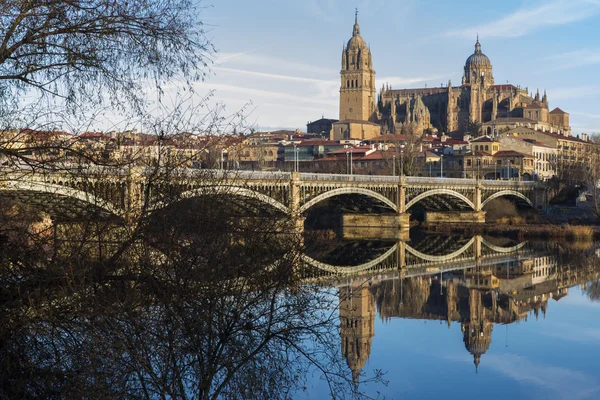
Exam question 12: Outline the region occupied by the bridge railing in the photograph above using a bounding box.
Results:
[298,173,400,183]
[405,176,477,185]
[480,179,537,187]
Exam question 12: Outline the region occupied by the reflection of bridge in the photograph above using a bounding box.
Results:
[302,236,530,279]
[1,169,546,224]
[336,244,600,383]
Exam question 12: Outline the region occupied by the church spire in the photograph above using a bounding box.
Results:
[353,8,360,36]
[475,35,481,54]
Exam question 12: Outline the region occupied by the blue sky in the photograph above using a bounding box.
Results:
[193,0,600,135]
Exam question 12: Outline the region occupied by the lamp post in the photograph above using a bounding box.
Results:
[296,147,300,172]
[350,150,353,175]
[392,155,396,176]
[345,151,349,174]
[401,146,404,176]
[440,154,444,178]
[220,148,224,170]
[293,143,298,172]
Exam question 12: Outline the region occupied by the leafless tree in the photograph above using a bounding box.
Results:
[0,0,212,114]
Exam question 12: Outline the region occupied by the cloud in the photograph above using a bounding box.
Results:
[446,0,600,39]
[474,353,600,400]
[542,49,600,71]
[214,52,337,77]
[547,85,600,101]
[571,111,600,120]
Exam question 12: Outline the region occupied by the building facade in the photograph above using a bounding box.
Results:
[331,13,573,138]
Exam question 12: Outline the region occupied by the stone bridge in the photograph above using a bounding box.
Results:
[0,168,546,224]
[301,235,534,281]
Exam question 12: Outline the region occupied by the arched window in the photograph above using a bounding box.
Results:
[485,145,489,151]
[475,145,479,151]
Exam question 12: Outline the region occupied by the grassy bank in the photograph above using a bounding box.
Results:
[422,222,599,241]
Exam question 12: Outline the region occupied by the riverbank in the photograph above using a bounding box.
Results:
[421,221,600,241]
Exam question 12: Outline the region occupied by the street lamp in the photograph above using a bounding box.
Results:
[401,145,404,176]
[220,148,224,170]
[345,151,349,174]
[350,150,353,175]
[296,147,300,172]
[293,143,298,172]
[393,155,396,176]
[440,154,444,178]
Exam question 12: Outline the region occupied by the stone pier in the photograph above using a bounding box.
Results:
[425,211,486,224]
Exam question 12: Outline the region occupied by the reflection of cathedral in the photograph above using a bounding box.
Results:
[338,256,599,379]
[339,285,375,385]
[331,13,571,140]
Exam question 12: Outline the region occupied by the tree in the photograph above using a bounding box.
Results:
[0,0,212,113]
[462,119,482,138]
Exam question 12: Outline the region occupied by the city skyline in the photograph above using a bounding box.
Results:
[194,0,600,135]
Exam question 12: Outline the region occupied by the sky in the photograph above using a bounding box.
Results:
[186,0,600,135]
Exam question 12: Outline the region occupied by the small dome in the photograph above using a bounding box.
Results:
[347,34,367,50]
[465,38,491,67]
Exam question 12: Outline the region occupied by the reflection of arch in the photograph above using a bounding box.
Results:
[170,186,289,214]
[481,190,533,209]
[299,188,397,214]
[481,239,526,253]
[1,180,120,215]
[302,244,398,274]
[405,237,475,262]
[405,189,475,211]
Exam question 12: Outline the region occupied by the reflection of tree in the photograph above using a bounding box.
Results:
[586,280,600,302]
[0,185,367,399]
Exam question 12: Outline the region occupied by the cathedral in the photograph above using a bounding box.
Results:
[331,12,571,140]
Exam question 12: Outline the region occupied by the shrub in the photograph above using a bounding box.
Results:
[485,198,519,221]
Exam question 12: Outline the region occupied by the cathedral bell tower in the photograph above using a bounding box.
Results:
[339,10,376,122]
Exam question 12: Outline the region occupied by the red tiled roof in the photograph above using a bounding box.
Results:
[460,151,491,157]
[295,140,342,147]
[533,129,588,143]
[550,107,568,114]
[470,136,496,143]
[366,134,406,142]
[493,150,529,157]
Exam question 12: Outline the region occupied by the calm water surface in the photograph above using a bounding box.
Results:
[304,235,600,400]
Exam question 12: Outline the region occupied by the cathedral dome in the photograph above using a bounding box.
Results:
[346,13,367,50]
[465,38,491,67]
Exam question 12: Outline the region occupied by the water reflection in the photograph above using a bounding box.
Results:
[330,238,600,389]
[2,201,600,399]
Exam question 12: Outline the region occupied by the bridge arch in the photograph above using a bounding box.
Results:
[481,190,533,209]
[405,237,476,262]
[302,243,398,274]
[167,185,290,214]
[481,238,527,253]
[0,180,121,215]
[299,187,397,214]
[405,189,475,211]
